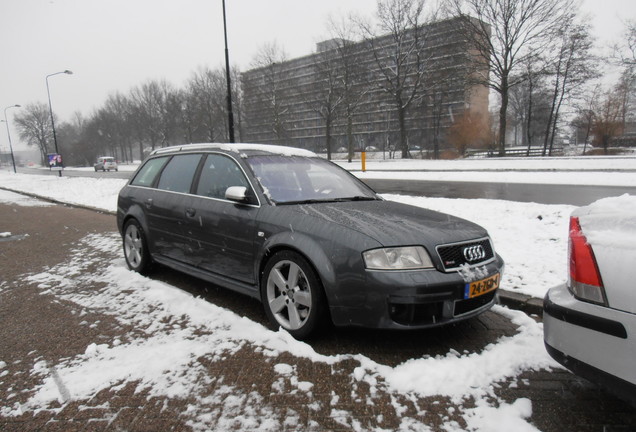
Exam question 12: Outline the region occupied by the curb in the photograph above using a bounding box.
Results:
[499,290,544,316]
[0,186,116,216]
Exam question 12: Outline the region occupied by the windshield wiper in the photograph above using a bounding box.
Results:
[333,196,378,202]
[277,198,335,205]
[277,196,377,205]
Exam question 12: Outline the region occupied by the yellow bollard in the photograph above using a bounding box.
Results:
[361,151,366,172]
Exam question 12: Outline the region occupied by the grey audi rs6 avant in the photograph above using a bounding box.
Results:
[117,144,504,338]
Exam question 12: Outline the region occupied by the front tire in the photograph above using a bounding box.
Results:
[123,219,151,274]
[261,251,327,339]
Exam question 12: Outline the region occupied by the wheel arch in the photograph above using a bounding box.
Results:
[257,233,337,304]
[121,204,145,225]
[120,205,150,241]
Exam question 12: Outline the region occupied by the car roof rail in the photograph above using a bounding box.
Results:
[149,143,317,157]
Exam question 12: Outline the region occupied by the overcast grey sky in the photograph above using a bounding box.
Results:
[1,0,634,151]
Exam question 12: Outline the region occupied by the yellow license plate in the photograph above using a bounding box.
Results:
[464,273,500,299]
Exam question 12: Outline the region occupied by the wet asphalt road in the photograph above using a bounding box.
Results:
[362,178,636,207]
[18,167,635,206]
[1,195,635,431]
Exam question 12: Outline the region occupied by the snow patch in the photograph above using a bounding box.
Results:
[460,398,538,432]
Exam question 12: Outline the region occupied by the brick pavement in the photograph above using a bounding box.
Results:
[1,198,635,431]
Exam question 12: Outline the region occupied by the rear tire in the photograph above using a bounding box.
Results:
[123,219,151,274]
[261,250,327,339]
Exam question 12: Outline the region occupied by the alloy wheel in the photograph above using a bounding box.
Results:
[266,260,313,331]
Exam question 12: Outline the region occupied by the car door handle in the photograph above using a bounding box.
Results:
[185,208,196,218]
[144,198,153,209]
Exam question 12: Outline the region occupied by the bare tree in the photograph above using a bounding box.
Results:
[14,103,53,165]
[542,20,598,155]
[56,112,87,166]
[128,80,181,150]
[99,92,137,162]
[130,81,164,151]
[360,0,437,158]
[423,71,463,159]
[157,80,183,147]
[615,67,636,129]
[607,20,636,141]
[245,42,290,145]
[626,20,636,66]
[592,89,624,154]
[185,67,227,142]
[571,85,601,153]
[613,19,636,67]
[308,46,345,160]
[508,61,544,152]
[323,16,370,161]
[445,0,576,156]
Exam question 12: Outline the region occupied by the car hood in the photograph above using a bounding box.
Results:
[290,199,488,248]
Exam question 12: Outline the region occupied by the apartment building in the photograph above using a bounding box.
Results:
[241,16,489,155]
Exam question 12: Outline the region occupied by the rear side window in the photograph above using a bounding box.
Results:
[157,154,202,193]
[131,156,169,187]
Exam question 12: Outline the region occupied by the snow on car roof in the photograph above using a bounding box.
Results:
[150,143,316,158]
[576,194,636,250]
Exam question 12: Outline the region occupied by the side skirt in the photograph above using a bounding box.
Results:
[152,254,261,301]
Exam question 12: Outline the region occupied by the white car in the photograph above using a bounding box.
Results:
[544,194,636,405]
[94,156,118,172]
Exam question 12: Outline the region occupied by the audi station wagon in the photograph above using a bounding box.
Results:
[117,144,504,338]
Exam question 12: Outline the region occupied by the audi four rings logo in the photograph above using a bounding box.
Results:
[463,245,486,262]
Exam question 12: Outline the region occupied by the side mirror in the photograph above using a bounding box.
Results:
[225,186,249,203]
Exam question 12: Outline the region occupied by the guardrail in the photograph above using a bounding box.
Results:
[467,147,563,158]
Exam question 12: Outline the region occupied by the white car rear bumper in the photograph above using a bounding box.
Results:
[544,283,636,404]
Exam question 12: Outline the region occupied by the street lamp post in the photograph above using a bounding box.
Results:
[46,69,73,176]
[3,104,21,174]
[222,0,235,143]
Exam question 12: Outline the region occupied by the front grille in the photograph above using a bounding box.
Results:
[436,238,494,271]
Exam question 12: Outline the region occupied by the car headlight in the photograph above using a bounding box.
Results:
[363,246,434,270]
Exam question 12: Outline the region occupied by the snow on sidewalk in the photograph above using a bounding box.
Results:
[1,227,551,431]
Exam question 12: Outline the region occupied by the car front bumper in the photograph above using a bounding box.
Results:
[544,283,636,405]
[329,256,504,330]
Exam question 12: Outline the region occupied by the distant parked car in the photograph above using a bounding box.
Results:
[94,156,118,172]
[544,195,636,405]
[117,143,504,338]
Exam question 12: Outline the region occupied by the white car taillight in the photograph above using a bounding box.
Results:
[568,216,607,306]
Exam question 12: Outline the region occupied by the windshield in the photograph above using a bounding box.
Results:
[247,155,377,205]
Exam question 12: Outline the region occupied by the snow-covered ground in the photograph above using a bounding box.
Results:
[1,157,634,431]
[0,188,554,431]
